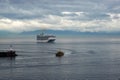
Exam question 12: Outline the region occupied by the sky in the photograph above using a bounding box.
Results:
[0,0,120,33]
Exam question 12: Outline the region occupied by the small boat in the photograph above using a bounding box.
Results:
[0,45,17,57]
[0,50,17,57]
[56,51,64,57]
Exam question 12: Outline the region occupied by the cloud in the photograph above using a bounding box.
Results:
[61,11,85,17]
[107,13,120,19]
[0,14,120,33]
[0,0,120,33]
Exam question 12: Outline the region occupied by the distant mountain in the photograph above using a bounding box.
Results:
[0,31,15,36]
[0,30,120,36]
[20,30,120,36]
[20,30,81,35]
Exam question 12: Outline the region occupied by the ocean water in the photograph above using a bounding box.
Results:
[0,35,120,80]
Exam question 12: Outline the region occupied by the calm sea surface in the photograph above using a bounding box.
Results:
[0,35,120,80]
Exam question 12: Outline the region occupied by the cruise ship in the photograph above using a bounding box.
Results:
[37,32,56,43]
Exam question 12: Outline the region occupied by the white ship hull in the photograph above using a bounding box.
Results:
[37,39,56,43]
